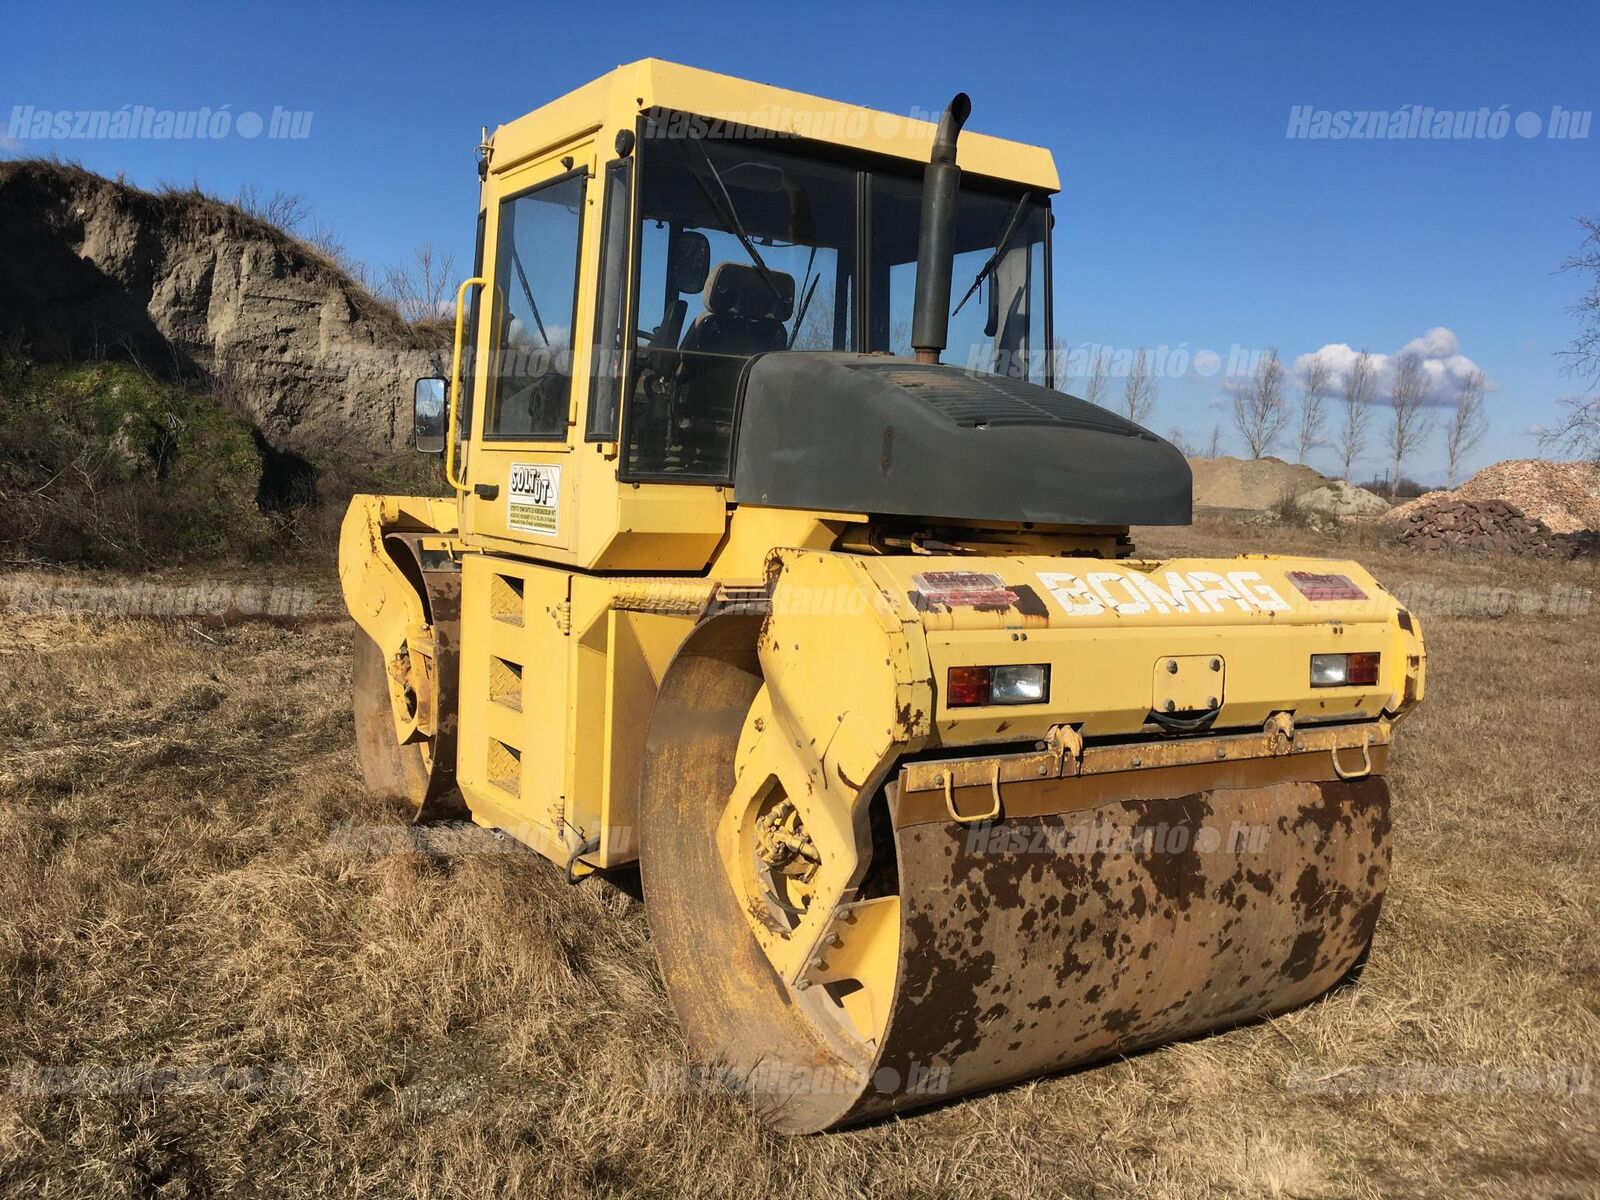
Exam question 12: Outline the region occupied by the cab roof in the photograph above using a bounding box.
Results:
[488,58,1061,193]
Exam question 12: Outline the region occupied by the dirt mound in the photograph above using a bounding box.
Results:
[1189,456,1329,510]
[1294,479,1390,518]
[1391,496,1564,556]
[1386,460,1600,534]
[0,160,446,452]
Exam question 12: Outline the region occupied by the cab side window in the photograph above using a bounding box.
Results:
[586,159,632,442]
[460,211,486,431]
[486,171,587,439]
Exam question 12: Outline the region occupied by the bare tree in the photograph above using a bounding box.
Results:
[381,243,460,323]
[1558,214,1600,387]
[1231,348,1289,458]
[1206,423,1224,457]
[1337,349,1374,481]
[235,183,309,232]
[1386,351,1433,493]
[1538,395,1600,462]
[1083,345,1109,407]
[1166,427,1196,457]
[1123,346,1157,425]
[1444,367,1488,486]
[1048,336,1071,391]
[1295,352,1330,465]
[304,221,353,268]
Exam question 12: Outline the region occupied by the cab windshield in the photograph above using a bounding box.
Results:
[620,124,1052,480]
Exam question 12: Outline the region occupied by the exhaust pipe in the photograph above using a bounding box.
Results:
[911,92,971,365]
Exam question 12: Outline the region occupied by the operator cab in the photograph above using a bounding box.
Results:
[421,60,1187,572]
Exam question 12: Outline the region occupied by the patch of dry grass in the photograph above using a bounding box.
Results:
[1,533,1597,1198]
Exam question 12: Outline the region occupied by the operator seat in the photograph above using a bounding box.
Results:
[669,262,796,475]
[678,262,795,357]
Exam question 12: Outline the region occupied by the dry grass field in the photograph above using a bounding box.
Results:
[1,520,1597,1198]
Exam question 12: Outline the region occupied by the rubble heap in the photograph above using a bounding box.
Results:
[1391,497,1565,556]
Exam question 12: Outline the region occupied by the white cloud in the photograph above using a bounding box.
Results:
[1292,326,1492,407]
[1399,326,1460,360]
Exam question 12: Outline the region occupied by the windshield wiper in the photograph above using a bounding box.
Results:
[509,245,550,345]
[788,244,820,349]
[684,136,787,308]
[951,191,1035,318]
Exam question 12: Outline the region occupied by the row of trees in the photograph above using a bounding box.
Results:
[1076,215,1600,479]
[1068,339,1487,487]
[1232,348,1488,488]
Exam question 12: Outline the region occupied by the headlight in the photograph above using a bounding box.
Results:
[990,664,1050,704]
[1310,652,1380,687]
[947,664,1051,707]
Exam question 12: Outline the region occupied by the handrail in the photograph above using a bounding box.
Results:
[446,276,489,493]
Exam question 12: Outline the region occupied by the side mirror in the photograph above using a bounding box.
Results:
[670,231,711,295]
[414,377,447,454]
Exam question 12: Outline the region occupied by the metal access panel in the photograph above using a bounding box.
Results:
[455,553,574,862]
[1152,653,1226,715]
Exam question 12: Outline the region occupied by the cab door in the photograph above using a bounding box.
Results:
[464,144,595,556]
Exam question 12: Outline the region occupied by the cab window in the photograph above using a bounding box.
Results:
[486,171,587,439]
[869,176,1048,383]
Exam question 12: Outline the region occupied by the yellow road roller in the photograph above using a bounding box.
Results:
[339,60,1425,1132]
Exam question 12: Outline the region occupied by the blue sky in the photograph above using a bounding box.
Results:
[5,0,1596,483]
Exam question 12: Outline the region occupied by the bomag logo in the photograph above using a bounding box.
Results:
[1036,569,1292,617]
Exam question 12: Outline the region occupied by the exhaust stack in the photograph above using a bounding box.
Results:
[910,92,971,365]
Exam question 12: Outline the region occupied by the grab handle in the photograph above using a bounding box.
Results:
[942,763,1002,824]
[445,276,488,494]
[1331,732,1373,781]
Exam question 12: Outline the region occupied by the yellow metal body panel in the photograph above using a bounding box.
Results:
[490,59,1060,193]
[570,574,707,861]
[447,552,714,868]
[708,505,864,579]
[853,553,1425,745]
[455,555,574,856]
[337,495,463,746]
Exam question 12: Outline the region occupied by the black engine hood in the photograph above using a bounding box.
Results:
[730,353,1192,527]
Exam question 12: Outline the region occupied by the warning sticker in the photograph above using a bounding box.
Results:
[506,463,561,537]
[1285,570,1368,602]
[910,571,1016,610]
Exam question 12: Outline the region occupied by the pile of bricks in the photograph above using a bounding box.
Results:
[1391,497,1564,556]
